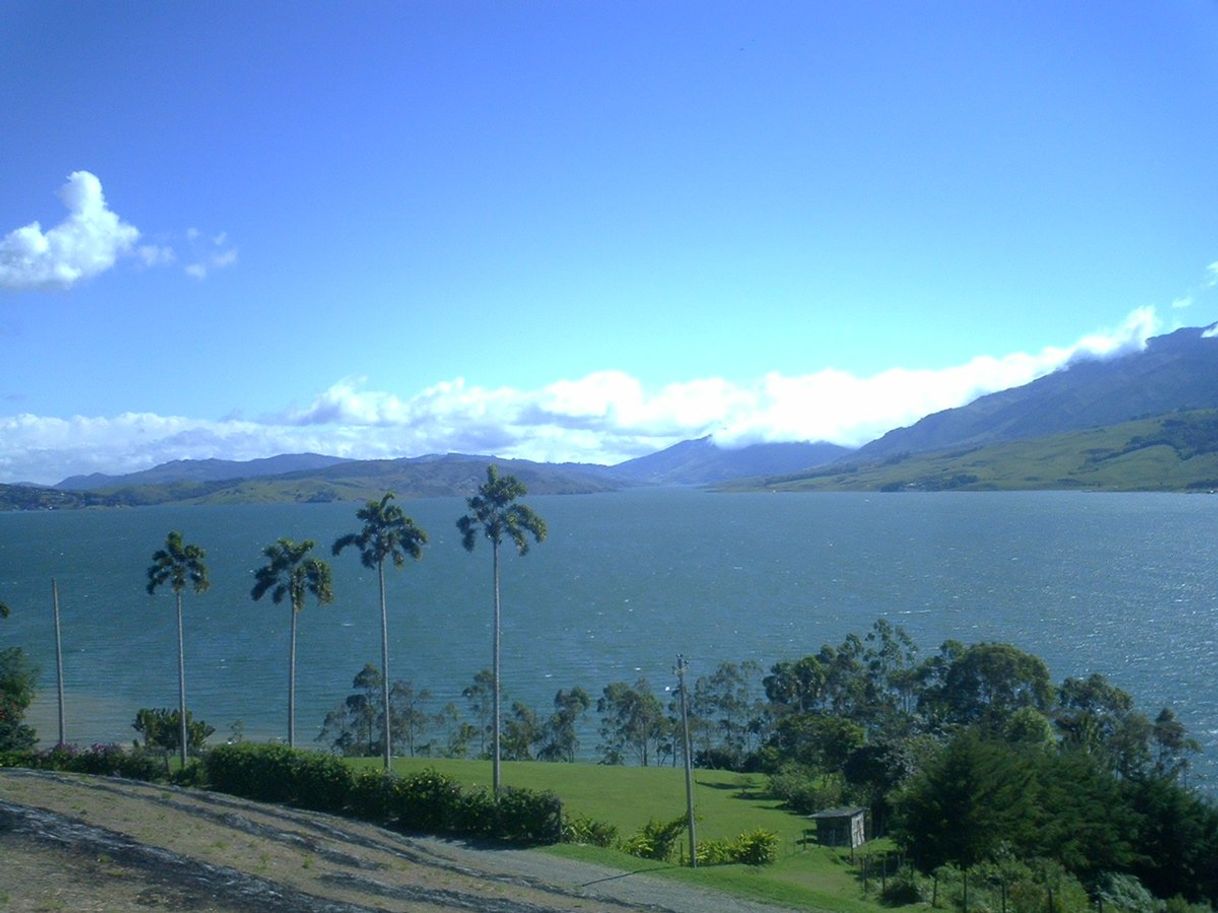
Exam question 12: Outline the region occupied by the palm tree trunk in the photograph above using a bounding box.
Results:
[378,559,392,771]
[288,601,298,749]
[52,578,66,745]
[492,541,501,795]
[176,590,188,769]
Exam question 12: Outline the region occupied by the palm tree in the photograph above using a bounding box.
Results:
[251,538,334,748]
[457,464,547,793]
[333,492,426,770]
[146,531,209,769]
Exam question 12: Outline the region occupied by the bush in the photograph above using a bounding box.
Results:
[349,767,397,822]
[768,763,843,814]
[492,786,563,845]
[202,746,563,845]
[696,838,737,865]
[395,767,465,833]
[732,828,779,866]
[621,816,687,861]
[206,743,299,803]
[562,814,618,847]
[0,749,35,768]
[880,866,927,905]
[286,751,351,814]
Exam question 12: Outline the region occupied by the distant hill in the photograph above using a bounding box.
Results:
[855,325,1218,461]
[56,453,352,490]
[735,409,1218,492]
[28,453,621,509]
[609,436,852,485]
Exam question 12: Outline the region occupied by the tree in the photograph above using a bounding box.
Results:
[501,701,542,761]
[897,730,1039,871]
[597,679,669,766]
[319,663,382,755]
[457,464,547,793]
[318,664,433,757]
[251,538,334,748]
[0,600,9,619]
[146,531,209,768]
[333,492,427,770]
[0,646,38,750]
[932,642,1053,730]
[538,686,592,762]
[388,679,432,757]
[462,668,495,757]
[133,707,215,772]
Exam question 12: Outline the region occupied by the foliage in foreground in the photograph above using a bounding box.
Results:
[206,742,562,845]
[616,814,778,866]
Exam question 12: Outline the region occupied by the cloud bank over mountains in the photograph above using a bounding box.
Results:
[0,306,1163,485]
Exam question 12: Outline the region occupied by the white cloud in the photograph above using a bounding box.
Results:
[0,307,1168,485]
[0,171,140,290]
[1207,262,1218,288]
[137,244,176,267]
[1171,296,1193,310]
[183,229,237,280]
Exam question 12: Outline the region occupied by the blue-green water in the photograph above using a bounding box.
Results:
[1,490,1215,784]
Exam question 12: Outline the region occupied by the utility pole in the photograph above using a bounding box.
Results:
[676,654,697,867]
[52,578,65,745]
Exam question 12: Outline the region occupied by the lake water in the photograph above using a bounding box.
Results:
[1,490,1215,786]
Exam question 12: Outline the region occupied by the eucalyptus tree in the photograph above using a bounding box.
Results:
[333,492,427,770]
[251,538,334,748]
[457,465,547,793]
[146,531,209,768]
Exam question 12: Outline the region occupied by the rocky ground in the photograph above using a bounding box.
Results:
[0,768,802,913]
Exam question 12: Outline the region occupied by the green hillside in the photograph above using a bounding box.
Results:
[732,409,1218,493]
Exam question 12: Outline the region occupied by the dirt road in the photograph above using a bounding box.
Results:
[0,768,802,913]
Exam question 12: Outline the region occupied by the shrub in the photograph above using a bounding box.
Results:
[696,838,737,865]
[732,828,779,866]
[768,762,843,814]
[349,767,397,822]
[621,816,687,861]
[880,866,927,905]
[493,786,563,845]
[286,751,351,814]
[206,743,299,803]
[395,767,465,833]
[562,814,618,847]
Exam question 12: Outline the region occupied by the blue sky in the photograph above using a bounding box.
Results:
[2,2,1217,483]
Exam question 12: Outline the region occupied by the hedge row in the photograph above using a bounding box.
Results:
[205,743,563,845]
[0,743,171,782]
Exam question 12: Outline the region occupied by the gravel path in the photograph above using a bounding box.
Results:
[0,769,808,913]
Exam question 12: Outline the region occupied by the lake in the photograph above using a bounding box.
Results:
[1,490,1215,786]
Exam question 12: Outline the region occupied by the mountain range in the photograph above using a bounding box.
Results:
[4,323,1217,508]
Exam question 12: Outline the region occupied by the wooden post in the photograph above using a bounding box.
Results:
[676,655,697,868]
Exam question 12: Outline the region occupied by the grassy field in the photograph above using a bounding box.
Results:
[358,756,901,913]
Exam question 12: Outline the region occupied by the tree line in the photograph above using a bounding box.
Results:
[1,465,544,794]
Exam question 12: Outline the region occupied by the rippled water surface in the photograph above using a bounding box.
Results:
[2,490,1215,784]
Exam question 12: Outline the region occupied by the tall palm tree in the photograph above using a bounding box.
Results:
[458,464,547,793]
[146,531,209,768]
[251,538,334,749]
[333,492,426,770]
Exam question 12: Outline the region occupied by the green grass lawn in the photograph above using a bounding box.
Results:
[351,756,904,913]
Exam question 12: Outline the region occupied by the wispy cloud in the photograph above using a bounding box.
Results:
[0,171,140,290]
[183,228,238,280]
[0,307,1165,484]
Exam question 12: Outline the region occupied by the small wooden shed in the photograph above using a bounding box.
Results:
[809,806,867,849]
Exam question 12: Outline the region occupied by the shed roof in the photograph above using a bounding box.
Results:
[809,806,867,819]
